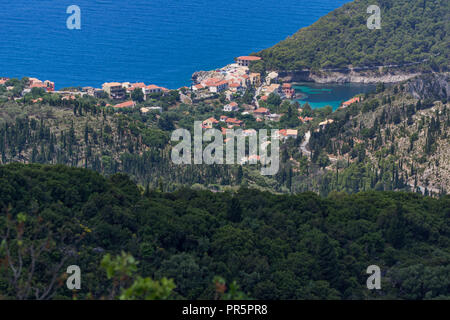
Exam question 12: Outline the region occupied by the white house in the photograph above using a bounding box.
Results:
[223,102,239,112]
[208,80,228,93]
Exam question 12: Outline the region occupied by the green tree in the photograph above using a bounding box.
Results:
[131,88,144,103]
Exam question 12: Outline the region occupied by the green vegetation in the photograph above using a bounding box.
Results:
[307,74,449,196]
[0,164,449,300]
[0,73,448,195]
[0,0,448,301]
[254,0,449,72]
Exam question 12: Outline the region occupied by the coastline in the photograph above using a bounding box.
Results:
[276,69,421,85]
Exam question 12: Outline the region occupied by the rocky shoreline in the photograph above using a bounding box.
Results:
[277,69,421,84]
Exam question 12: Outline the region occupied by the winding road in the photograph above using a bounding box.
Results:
[300,131,311,156]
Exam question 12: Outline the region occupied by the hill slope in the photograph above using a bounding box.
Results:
[0,164,449,299]
[255,0,449,73]
[306,73,450,195]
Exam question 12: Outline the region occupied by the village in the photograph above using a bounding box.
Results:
[0,55,363,144]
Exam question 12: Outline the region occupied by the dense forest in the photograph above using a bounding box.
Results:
[253,0,449,72]
[1,0,448,302]
[0,164,449,300]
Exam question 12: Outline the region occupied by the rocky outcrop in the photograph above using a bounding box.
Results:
[278,68,421,84]
[309,71,419,84]
[406,73,449,100]
[192,70,223,84]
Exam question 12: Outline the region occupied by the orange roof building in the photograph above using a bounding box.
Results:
[127,83,146,92]
[202,117,219,129]
[342,97,362,108]
[236,56,262,67]
[113,101,136,109]
[192,84,205,91]
[254,107,270,115]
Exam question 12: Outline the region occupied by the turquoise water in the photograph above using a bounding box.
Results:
[0,0,349,89]
[294,82,376,110]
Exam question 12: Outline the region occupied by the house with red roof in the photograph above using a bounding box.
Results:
[341,96,362,108]
[236,56,262,67]
[225,117,244,128]
[0,77,9,86]
[208,80,228,93]
[113,101,136,109]
[103,82,126,100]
[223,102,239,112]
[27,77,54,92]
[145,85,163,95]
[192,84,205,91]
[228,82,244,92]
[126,82,146,93]
[202,78,221,86]
[30,82,47,89]
[202,117,219,129]
[282,83,295,98]
[253,107,270,118]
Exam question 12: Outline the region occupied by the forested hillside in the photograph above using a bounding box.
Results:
[0,86,241,190]
[254,0,449,72]
[306,73,450,196]
[0,164,449,300]
[0,74,449,195]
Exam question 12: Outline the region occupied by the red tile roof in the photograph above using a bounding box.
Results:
[103,82,122,87]
[203,117,219,124]
[146,85,161,90]
[131,82,146,88]
[114,101,136,108]
[342,97,361,106]
[31,83,47,88]
[226,118,243,124]
[254,107,269,114]
[213,80,228,86]
[237,56,262,61]
[203,78,222,86]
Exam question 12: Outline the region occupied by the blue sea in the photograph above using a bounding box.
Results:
[0,0,349,90]
[294,82,376,110]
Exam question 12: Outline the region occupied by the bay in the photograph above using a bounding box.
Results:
[294,82,377,110]
[0,0,348,89]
